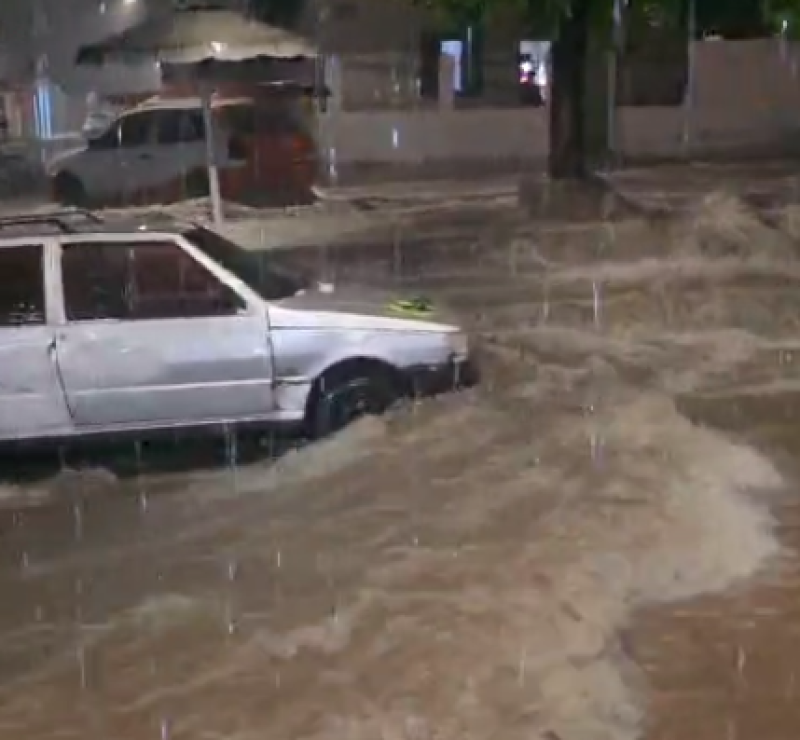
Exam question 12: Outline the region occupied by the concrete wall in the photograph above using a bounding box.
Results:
[319,39,800,171]
[619,39,800,159]
[318,108,548,176]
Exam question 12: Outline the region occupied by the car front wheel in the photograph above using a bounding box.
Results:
[307,364,405,439]
[53,172,88,207]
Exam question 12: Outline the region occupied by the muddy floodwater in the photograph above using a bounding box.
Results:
[3,193,800,739]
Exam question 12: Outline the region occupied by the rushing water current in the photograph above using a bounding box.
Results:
[2,192,800,740]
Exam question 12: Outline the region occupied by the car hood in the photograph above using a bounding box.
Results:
[272,283,459,330]
[47,146,87,173]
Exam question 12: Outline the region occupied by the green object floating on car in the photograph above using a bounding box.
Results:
[387,297,434,318]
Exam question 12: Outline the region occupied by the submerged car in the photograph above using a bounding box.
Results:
[0,210,474,447]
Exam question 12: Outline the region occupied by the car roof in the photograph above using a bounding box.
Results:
[0,209,199,240]
[130,95,253,114]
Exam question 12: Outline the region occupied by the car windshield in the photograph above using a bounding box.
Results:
[184,226,308,301]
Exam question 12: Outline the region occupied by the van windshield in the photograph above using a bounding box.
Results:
[184,226,308,301]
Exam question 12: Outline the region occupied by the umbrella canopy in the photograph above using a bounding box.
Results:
[75,8,317,67]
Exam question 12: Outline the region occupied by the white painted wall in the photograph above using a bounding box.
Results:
[319,39,800,170]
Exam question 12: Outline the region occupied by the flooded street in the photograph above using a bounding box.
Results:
[3,191,800,739]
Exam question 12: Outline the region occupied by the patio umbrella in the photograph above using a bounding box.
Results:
[76,7,317,223]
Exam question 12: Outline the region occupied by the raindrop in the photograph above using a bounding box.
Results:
[590,431,605,469]
[160,717,171,740]
[133,438,145,473]
[592,280,603,328]
[224,602,237,636]
[72,501,84,542]
[227,558,239,581]
[223,424,239,493]
[275,549,282,569]
[540,279,550,324]
[77,645,88,690]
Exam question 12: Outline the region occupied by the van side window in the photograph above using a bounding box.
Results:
[118,113,152,148]
[155,109,205,144]
[61,241,245,321]
[0,244,46,326]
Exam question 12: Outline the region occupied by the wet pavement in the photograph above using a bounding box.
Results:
[4,182,800,738]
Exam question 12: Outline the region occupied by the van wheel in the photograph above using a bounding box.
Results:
[185,169,209,199]
[306,363,405,439]
[53,172,88,207]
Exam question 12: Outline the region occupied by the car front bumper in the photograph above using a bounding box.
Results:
[406,356,478,398]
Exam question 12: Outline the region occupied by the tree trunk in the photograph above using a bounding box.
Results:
[548,0,593,179]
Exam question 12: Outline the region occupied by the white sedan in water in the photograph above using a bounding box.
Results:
[0,210,476,448]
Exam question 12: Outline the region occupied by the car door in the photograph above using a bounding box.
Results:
[152,108,208,199]
[0,240,72,440]
[53,236,276,429]
[116,111,163,204]
[72,121,125,202]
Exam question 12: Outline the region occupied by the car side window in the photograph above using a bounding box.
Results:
[154,110,183,145]
[119,113,152,148]
[181,110,205,141]
[154,109,204,145]
[88,122,120,150]
[61,241,245,322]
[0,244,46,327]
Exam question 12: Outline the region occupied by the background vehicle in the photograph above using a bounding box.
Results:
[0,210,473,447]
[48,94,317,209]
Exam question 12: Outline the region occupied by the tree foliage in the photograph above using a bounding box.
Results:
[248,0,306,26]
[416,0,781,38]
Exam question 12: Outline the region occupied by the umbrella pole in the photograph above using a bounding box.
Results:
[200,85,224,224]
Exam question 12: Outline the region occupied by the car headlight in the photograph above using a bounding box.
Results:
[445,330,469,359]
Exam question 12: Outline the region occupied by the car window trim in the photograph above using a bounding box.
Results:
[53,233,261,324]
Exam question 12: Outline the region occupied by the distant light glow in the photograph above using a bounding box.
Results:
[33,82,53,139]
[440,40,463,93]
[122,0,137,5]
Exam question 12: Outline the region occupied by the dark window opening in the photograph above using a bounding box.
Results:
[184,226,308,301]
[0,244,45,327]
[154,109,204,145]
[61,240,244,322]
[118,113,152,148]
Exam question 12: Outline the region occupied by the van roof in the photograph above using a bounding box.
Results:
[131,95,253,113]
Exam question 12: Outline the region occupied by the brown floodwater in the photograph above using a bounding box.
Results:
[2,192,800,740]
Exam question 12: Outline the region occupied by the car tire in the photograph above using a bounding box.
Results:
[185,169,209,199]
[306,363,406,440]
[53,172,88,207]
